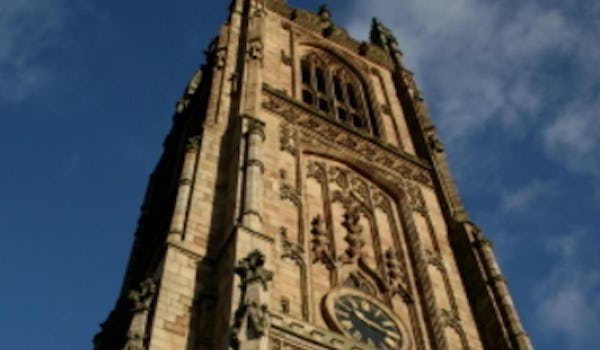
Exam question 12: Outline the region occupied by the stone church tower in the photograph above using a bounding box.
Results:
[95,1,533,350]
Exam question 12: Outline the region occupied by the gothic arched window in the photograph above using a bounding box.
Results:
[300,52,376,135]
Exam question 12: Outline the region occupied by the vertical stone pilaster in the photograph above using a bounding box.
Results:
[241,116,266,231]
[469,224,533,350]
[168,136,201,241]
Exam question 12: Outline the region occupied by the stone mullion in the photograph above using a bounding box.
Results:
[397,192,448,350]
[382,197,429,350]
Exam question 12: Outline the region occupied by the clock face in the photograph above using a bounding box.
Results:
[333,294,403,350]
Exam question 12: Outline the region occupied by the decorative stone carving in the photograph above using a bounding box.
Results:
[306,160,327,185]
[318,4,331,22]
[231,250,273,349]
[439,309,471,349]
[344,272,376,295]
[122,278,156,350]
[122,331,144,350]
[175,68,204,114]
[128,278,156,312]
[407,184,426,214]
[247,301,270,335]
[425,126,445,153]
[280,183,301,207]
[247,39,264,60]
[246,116,266,141]
[280,227,304,265]
[384,249,412,302]
[341,209,365,264]
[358,42,369,56]
[213,47,227,70]
[309,215,334,269]
[380,104,392,115]
[279,123,298,155]
[235,250,274,290]
[401,69,424,102]
[424,249,445,271]
[281,50,292,66]
[263,91,434,188]
[186,135,201,152]
[370,18,402,55]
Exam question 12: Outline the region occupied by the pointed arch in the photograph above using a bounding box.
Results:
[297,45,379,136]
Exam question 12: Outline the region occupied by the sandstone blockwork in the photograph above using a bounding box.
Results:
[94,1,533,350]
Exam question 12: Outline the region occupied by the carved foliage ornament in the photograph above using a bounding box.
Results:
[341,208,365,264]
[280,227,304,266]
[384,249,412,303]
[263,92,433,187]
[310,215,335,269]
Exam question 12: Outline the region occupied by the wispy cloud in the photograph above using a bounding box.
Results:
[344,0,599,178]
[499,179,558,213]
[0,0,69,101]
[543,97,600,177]
[534,230,600,348]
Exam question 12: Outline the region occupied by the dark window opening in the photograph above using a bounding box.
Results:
[337,108,347,121]
[301,60,311,85]
[347,84,358,108]
[302,90,314,105]
[334,77,344,101]
[318,98,329,112]
[352,115,363,128]
[316,68,326,93]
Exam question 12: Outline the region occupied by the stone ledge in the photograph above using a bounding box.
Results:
[270,312,373,350]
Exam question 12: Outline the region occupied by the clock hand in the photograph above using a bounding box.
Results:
[353,310,401,340]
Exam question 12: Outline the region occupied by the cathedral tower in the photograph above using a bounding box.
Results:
[95,1,533,350]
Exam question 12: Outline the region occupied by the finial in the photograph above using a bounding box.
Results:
[370,17,403,57]
[318,4,331,21]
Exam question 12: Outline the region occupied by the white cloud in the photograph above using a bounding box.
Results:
[0,0,69,101]
[543,97,600,177]
[534,230,600,348]
[344,0,599,180]
[499,179,557,213]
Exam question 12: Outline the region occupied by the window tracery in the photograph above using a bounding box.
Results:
[299,51,377,135]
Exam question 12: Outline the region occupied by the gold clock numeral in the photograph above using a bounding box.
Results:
[361,300,370,311]
[336,309,350,318]
[351,329,362,340]
[340,320,353,329]
[382,320,395,328]
[384,336,397,346]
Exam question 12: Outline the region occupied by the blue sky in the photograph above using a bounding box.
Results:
[0,0,598,349]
